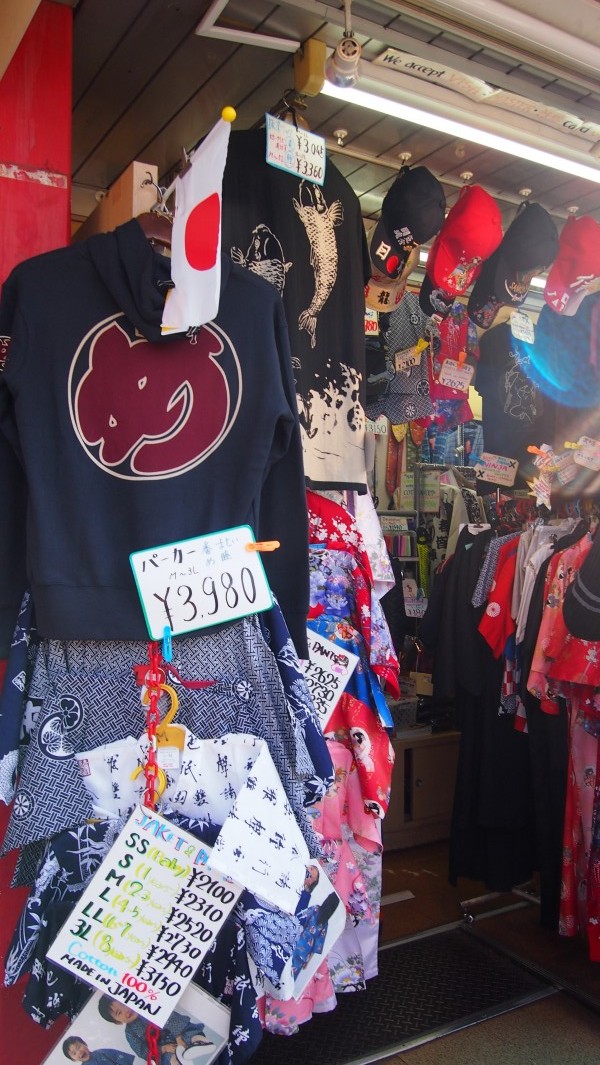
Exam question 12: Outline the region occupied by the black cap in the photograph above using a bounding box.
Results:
[369,166,446,278]
[418,273,454,319]
[468,203,559,328]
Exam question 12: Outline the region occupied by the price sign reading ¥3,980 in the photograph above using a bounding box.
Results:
[130,525,274,640]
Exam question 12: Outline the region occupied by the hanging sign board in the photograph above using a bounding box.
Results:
[265,113,326,185]
[130,525,273,640]
[300,628,359,730]
[473,452,519,487]
[46,806,242,1027]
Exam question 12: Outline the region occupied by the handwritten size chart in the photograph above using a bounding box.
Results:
[47,807,242,1026]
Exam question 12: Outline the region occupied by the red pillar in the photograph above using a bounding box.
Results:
[0,3,72,1061]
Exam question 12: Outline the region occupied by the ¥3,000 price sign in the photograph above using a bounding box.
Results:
[130,525,274,640]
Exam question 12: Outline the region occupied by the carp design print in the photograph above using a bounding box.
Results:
[69,315,242,480]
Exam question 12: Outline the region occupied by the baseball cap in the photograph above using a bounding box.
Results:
[369,165,446,278]
[425,184,503,297]
[467,202,559,328]
[365,247,420,311]
[563,531,600,641]
[544,215,600,317]
[418,273,455,319]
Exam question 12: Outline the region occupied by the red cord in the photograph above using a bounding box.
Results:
[143,642,164,1064]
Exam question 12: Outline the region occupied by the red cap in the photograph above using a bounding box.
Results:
[426,185,503,296]
[544,215,600,317]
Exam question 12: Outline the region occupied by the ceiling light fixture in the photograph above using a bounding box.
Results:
[321,79,600,185]
[324,0,361,89]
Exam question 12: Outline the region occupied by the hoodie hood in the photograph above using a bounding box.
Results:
[86,218,232,341]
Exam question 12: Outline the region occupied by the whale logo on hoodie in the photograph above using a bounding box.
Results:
[69,314,242,479]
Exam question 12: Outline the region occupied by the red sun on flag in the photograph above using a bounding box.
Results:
[184,191,221,271]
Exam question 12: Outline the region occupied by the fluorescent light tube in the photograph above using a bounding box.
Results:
[321,80,600,185]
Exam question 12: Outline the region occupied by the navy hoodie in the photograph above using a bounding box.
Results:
[0,219,309,657]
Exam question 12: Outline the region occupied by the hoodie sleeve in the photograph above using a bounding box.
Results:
[0,270,28,658]
[258,298,309,659]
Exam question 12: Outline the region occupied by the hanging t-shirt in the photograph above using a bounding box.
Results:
[221,129,371,492]
[475,322,555,479]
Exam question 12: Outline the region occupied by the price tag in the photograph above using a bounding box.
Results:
[265,113,326,185]
[46,806,242,1027]
[301,629,359,730]
[365,414,388,434]
[438,359,474,392]
[379,514,408,534]
[130,526,274,640]
[404,596,428,618]
[573,435,600,471]
[395,345,423,373]
[364,307,379,335]
[473,451,519,487]
[510,310,535,343]
[553,451,580,485]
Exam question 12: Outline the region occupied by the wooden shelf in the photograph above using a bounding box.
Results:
[383,731,460,850]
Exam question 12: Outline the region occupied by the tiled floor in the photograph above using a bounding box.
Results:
[375,841,600,1065]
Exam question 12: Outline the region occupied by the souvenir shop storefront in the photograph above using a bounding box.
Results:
[0,2,599,1063]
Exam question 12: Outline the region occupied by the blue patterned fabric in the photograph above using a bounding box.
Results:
[0,591,39,804]
[1,616,320,857]
[259,602,334,806]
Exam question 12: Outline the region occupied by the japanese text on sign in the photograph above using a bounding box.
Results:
[474,452,519,487]
[300,628,359,730]
[438,359,474,392]
[47,807,242,1027]
[129,525,273,640]
[265,113,326,185]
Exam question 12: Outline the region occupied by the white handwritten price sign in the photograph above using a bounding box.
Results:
[300,629,359,730]
[130,525,273,640]
[573,435,600,471]
[404,595,428,618]
[265,113,326,185]
[474,452,519,487]
[47,807,243,1027]
[438,359,474,392]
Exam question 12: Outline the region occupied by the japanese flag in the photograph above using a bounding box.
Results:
[161,113,233,333]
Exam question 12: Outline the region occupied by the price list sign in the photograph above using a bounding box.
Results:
[265,113,326,185]
[47,807,242,1027]
[301,629,359,730]
[130,525,274,640]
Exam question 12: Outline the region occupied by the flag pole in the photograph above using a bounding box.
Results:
[159,107,237,207]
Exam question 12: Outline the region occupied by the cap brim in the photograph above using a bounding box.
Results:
[419,273,454,318]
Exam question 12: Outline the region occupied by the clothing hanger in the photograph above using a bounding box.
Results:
[142,683,186,751]
[136,171,173,252]
[267,90,312,131]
